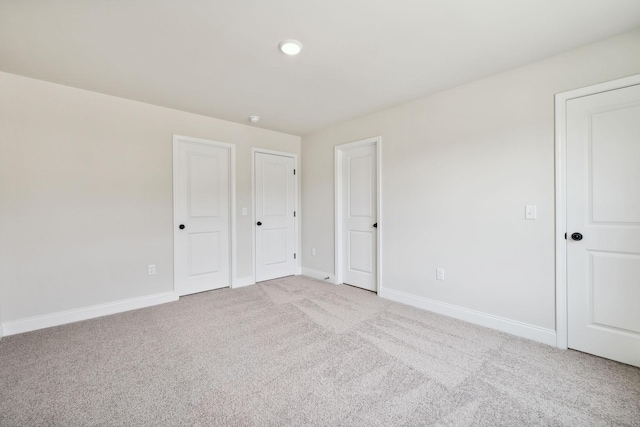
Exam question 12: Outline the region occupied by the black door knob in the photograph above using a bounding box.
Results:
[571,232,583,241]
[257,221,262,226]
[373,223,377,228]
[179,224,185,230]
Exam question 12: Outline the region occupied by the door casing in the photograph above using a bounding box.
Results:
[251,148,300,283]
[334,136,382,291]
[172,135,237,293]
[554,73,640,349]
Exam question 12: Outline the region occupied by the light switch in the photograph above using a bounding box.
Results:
[242,207,248,216]
[525,205,537,220]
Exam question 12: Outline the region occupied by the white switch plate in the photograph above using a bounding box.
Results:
[525,205,537,220]
[148,264,156,275]
[436,268,445,281]
[242,207,248,216]
[312,248,316,256]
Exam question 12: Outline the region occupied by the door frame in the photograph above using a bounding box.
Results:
[172,135,237,293]
[334,136,382,291]
[554,73,640,349]
[251,148,300,283]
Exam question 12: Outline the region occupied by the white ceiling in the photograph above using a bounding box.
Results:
[1,1,640,136]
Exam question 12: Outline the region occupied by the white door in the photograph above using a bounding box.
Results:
[342,144,377,291]
[255,152,296,282]
[566,83,640,367]
[174,138,231,296]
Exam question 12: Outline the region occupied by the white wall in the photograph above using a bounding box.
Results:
[301,29,640,336]
[0,72,300,327]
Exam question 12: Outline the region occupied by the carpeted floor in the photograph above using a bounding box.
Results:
[1,275,639,426]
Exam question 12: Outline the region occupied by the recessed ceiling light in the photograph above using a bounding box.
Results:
[248,115,260,124]
[278,39,303,56]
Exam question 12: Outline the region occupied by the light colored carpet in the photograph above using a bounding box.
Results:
[1,275,639,426]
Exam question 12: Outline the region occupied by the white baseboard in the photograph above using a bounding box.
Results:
[301,267,336,284]
[2,291,178,336]
[233,276,256,289]
[378,287,557,347]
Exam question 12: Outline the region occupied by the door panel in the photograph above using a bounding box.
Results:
[263,228,289,265]
[348,155,373,217]
[590,252,640,332]
[189,232,220,276]
[566,83,640,367]
[263,162,288,215]
[188,155,220,217]
[342,144,377,291]
[255,152,296,282]
[348,231,373,273]
[174,139,230,296]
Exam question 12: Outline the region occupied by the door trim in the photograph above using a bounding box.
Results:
[334,136,382,291]
[554,73,640,349]
[172,135,237,292]
[251,148,300,283]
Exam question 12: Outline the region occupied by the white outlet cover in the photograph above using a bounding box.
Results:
[525,205,537,220]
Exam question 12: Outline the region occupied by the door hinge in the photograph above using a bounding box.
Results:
[294,253,297,259]
[564,233,567,240]
[294,211,296,217]
[293,169,296,175]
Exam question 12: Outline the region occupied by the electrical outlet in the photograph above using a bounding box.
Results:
[436,268,445,281]
[525,205,537,220]
[148,264,156,275]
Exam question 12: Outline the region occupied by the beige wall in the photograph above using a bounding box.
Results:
[301,29,640,331]
[0,72,300,323]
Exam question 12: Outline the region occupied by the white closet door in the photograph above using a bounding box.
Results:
[255,152,296,282]
[566,83,640,367]
[174,139,230,296]
[342,144,377,291]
